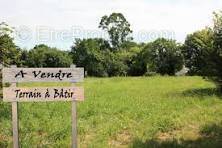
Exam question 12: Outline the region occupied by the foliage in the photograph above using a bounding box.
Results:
[124,45,146,76]
[0,22,21,66]
[213,11,222,50]
[105,51,128,76]
[19,49,29,66]
[182,28,214,75]
[138,38,184,76]
[27,44,72,67]
[71,38,109,77]
[208,11,222,90]
[182,11,222,91]
[0,68,2,99]
[128,53,147,76]
[99,13,133,50]
[0,22,14,36]
[71,38,143,77]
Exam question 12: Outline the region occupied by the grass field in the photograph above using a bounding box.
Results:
[1,76,222,148]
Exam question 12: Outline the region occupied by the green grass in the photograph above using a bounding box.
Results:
[1,76,222,147]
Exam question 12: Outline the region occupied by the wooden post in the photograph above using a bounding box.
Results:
[2,65,84,148]
[71,64,77,148]
[11,65,19,148]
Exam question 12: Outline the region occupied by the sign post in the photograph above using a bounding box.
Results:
[2,65,84,148]
[11,65,19,148]
[71,64,77,148]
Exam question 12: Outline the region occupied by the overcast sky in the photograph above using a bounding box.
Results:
[1,0,222,50]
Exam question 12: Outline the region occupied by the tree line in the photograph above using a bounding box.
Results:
[1,11,222,90]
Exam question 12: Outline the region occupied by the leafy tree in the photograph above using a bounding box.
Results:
[117,44,143,76]
[0,22,16,99]
[182,11,222,91]
[99,13,133,50]
[142,38,184,75]
[120,41,138,49]
[208,11,222,90]
[19,49,29,66]
[28,44,72,67]
[128,50,147,76]
[0,22,14,36]
[0,22,20,66]
[105,51,128,76]
[182,28,214,75]
[71,38,135,77]
[213,11,222,50]
[71,38,109,77]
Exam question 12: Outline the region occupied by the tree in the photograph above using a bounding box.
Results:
[181,11,222,91]
[182,28,214,75]
[19,49,29,66]
[105,51,128,76]
[0,22,21,66]
[28,44,72,67]
[127,51,147,76]
[142,38,184,75]
[70,38,134,77]
[0,22,14,36]
[71,38,109,77]
[99,13,133,50]
[213,11,222,50]
[208,11,222,90]
[0,22,16,99]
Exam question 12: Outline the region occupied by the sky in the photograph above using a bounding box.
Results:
[1,0,222,50]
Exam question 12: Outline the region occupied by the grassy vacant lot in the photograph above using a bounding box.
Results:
[1,76,222,148]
